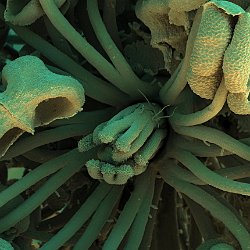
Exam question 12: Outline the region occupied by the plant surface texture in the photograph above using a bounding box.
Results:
[0,0,250,249]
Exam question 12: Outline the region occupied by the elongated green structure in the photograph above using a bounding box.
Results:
[4,0,66,25]
[0,184,30,235]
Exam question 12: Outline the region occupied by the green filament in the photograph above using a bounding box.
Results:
[102,168,151,249]
[184,196,217,240]
[87,0,159,99]
[170,148,250,195]
[2,125,90,160]
[0,149,79,208]
[0,7,129,106]
[124,170,156,249]
[0,149,96,233]
[39,0,132,96]
[160,166,250,250]
[197,240,235,250]
[73,185,124,250]
[49,108,116,127]
[172,125,250,161]
[40,183,112,250]
[170,80,228,126]
[165,160,250,185]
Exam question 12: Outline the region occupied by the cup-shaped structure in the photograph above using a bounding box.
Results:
[1,56,85,130]
[0,105,28,157]
[0,55,84,157]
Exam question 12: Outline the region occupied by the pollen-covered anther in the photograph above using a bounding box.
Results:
[187,1,236,100]
[227,91,250,115]
[223,12,250,93]
[101,163,134,185]
[187,69,222,99]
[85,159,134,185]
[79,102,167,184]
[134,129,167,167]
[85,159,103,180]
[96,103,162,149]
[78,134,95,152]
[189,2,233,77]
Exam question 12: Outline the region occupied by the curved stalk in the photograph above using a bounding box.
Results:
[40,183,112,250]
[73,185,124,250]
[172,125,250,161]
[183,196,218,240]
[1,20,129,105]
[3,108,116,160]
[160,166,250,250]
[2,124,92,160]
[102,168,152,250]
[0,149,96,233]
[172,135,229,157]
[160,8,202,105]
[23,148,66,163]
[0,149,80,208]
[39,0,134,96]
[170,148,250,196]
[139,178,164,249]
[124,170,156,249]
[87,0,159,99]
[43,16,76,59]
[170,80,228,126]
[103,0,122,50]
[49,108,116,127]
[166,161,250,186]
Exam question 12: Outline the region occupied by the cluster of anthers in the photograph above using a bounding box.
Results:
[78,103,167,184]
[187,0,250,114]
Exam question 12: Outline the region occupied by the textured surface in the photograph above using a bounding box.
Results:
[227,91,250,115]
[223,13,250,93]
[0,56,85,157]
[78,103,167,184]
[189,4,232,77]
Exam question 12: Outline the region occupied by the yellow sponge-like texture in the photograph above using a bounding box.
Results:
[190,4,232,77]
[227,91,250,115]
[187,69,222,99]
[223,12,250,93]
